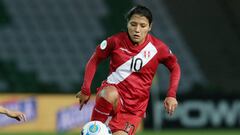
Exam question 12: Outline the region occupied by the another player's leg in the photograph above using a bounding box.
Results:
[91,85,119,123]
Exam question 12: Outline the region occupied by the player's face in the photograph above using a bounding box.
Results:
[127,14,152,45]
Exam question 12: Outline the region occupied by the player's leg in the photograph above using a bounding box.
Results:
[91,85,119,123]
[97,85,119,110]
[113,131,128,135]
[109,111,142,135]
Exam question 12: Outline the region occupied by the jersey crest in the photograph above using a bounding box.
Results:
[143,50,151,59]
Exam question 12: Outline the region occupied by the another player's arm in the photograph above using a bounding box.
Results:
[0,106,26,121]
[162,49,181,116]
[0,106,9,114]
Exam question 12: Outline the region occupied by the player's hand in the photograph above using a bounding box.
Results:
[76,91,90,110]
[164,97,178,116]
[6,110,27,122]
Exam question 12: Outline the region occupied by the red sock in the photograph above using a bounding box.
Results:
[91,97,113,123]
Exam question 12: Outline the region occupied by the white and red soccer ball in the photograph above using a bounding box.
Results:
[81,121,112,135]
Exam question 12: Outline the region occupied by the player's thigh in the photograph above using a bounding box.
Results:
[97,85,119,106]
[113,131,128,135]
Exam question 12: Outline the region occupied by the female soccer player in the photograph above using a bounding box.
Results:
[0,106,26,121]
[76,5,181,135]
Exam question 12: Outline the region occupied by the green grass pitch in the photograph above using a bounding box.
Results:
[0,130,240,135]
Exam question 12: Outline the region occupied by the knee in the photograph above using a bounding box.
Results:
[97,86,119,105]
[113,131,128,135]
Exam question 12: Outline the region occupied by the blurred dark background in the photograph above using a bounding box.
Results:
[0,0,240,130]
[165,0,240,93]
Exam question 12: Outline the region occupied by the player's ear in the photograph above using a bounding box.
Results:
[148,23,152,32]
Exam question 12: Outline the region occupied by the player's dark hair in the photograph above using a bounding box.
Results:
[125,5,153,25]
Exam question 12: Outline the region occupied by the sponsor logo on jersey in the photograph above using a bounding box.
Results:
[120,47,131,53]
[100,40,107,50]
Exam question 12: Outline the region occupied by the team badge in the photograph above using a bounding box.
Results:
[143,50,151,58]
[100,40,107,50]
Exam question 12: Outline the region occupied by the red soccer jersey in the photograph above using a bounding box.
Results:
[81,32,181,117]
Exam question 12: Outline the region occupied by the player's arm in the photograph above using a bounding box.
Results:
[0,106,26,121]
[76,51,104,110]
[162,49,181,116]
[76,39,114,110]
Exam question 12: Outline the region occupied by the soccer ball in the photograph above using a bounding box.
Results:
[81,121,112,135]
